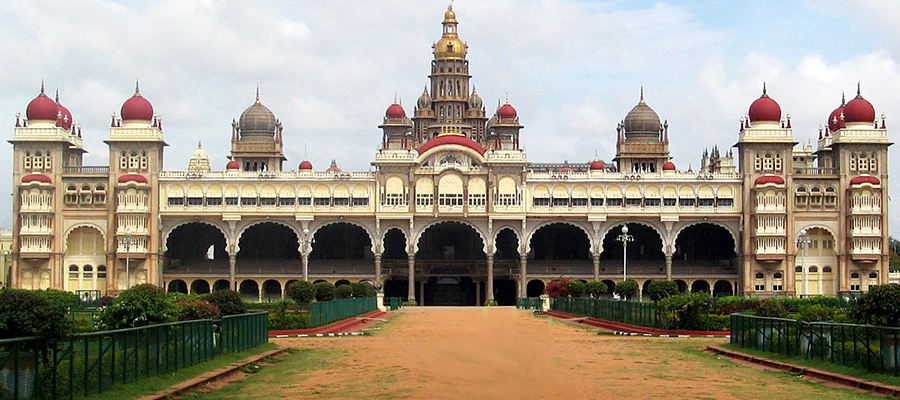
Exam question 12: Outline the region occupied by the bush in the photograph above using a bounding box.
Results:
[614,280,639,299]
[351,282,376,298]
[286,281,316,303]
[714,296,759,315]
[585,281,608,299]
[401,301,418,306]
[97,284,176,330]
[0,288,74,342]
[658,292,714,330]
[335,285,353,299]
[849,284,900,327]
[566,280,586,298]
[313,282,336,302]
[705,314,731,331]
[204,290,247,316]
[174,298,221,321]
[269,312,310,330]
[38,289,80,311]
[755,298,787,318]
[646,280,679,302]
[545,280,569,298]
[796,304,836,322]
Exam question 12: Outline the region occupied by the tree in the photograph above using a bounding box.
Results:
[335,284,353,299]
[849,284,900,327]
[614,280,639,300]
[97,284,176,330]
[658,292,714,330]
[286,281,316,303]
[350,282,376,298]
[585,281,608,299]
[313,281,336,302]
[204,290,247,316]
[646,280,680,302]
[566,280,586,298]
[0,289,73,341]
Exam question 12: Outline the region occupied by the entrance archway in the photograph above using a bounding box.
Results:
[526,279,545,297]
[165,223,228,276]
[416,222,486,306]
[237,222,300,275]
[713,280,733,297]
[65,226,107,293]
[529,223,591,275]
[691,280,710,294]
[310,223,374,276]
[673,223,737,275]
[601,223,665,276]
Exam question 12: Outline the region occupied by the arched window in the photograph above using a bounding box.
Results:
[68,265,79,279]
[755,272,764,279]
[83,265,93,279]
[869,272,878,279]
[795,266,803,272]
[97,265,107,279]
[809,266,818,273]
[774,272,783,279]
[851,272,860,279]
[822,267,832,273]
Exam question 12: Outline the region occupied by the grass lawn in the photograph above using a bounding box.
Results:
[80,343,278,400]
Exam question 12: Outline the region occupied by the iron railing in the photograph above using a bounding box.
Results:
[310,297,377,328]
[516,297,544,311]
[550,297,665,329]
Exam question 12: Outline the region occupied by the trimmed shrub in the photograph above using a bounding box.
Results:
[614,280,639,299]
[658,292,714,330]
[585,281,608,299]
[350,282,376,298]
[313,281,336,302]
[714,296,759,315]
[849,284,900,327]
[38,289,79,311]
[545,279,569,298]
[646,280,679,302]
[0,288,74,342]
[204,289,247,316]
[755,298,788,318]
[174,298,221,321]
[286,281,316,303]
[796,304,836,322]
[97,284,176,330]
[566,280,587,298]
[335,284,353,299]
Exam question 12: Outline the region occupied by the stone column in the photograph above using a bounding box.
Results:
[592,254,600,281]
[785,255,796,295]
[665,255,673,281]
[407,254,416,303]
[106,253,116,293]
[301,253,309,282]
[418,280,425,306]
[476,280,481,306]
[374,253,382,284]
[519,254,528,297]
[229,254,237,290]
[486,254,494,302]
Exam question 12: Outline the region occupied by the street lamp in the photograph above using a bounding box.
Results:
[616,225,634,300]
[123,230,134,289]
[797,228,811,298]
[301,228,313,282]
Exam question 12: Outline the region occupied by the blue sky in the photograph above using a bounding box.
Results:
[0,0,898,234]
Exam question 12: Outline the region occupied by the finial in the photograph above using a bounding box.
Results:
[505,92,509,103]
[40,80,45,94]
[55,89,59,103]
[640,85,644,103]
[255,87,260,104]
[841,91,846,106]
[394,92,398,104]
[197,141,202,149]
[857,82,861,97]
[135,79,140,95]
[448,0,453,11]
[762,81,767,96]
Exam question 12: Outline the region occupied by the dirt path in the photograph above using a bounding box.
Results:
[264,307,872,399]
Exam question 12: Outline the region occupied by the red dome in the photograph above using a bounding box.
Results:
[299,159,313,170]
[21,174,51,184]
[850,175,880,185]
[843,92,875,124]
[754,175,785,185]
[121,84,154,121]
[748,91,781,123]
[589,160,605,170]
[386,103,405,118]
[117,174,148,184]
[498,103,517,119]
[26,89,59,121]
[56,103,73,130]
[662,161,676,171]
[226,160,240,170]
[828,101,845,132]
[418,135,486,155]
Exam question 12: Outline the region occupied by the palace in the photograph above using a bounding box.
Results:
[7,6,891,305]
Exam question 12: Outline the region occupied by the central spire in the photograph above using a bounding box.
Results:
[434,4,467,60]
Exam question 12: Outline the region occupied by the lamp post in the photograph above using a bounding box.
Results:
[301,228,312,282]
[797,228,810,298]
[616,225,634,300]
[123,229,133,290]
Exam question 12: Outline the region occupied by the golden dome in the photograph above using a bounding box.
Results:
[433,5,467,60]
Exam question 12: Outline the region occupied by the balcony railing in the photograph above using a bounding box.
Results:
[64,165,110,174]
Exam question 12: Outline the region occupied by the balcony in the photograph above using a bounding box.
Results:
[64,165,110,175]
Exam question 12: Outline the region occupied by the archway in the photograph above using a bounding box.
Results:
[529,223,591,275]
[262,280,282,301]
[191,279,210,294]
[691,280,710,294]
[713,280,733,297]
[65,226,107,292]
[310,223,374,276]
[167,279,187,294]
[237,222,300,275]
[601,279,616,296]
[165,223,228,275]
[383,279,409,301]
[417,222,485,306]
[526,279,545,297]
[213,279,230,292]
[494,279,517,305]
[673,223,737,275]
[601,223,665,276]
[239,280,260,301]
[674,279,688,293]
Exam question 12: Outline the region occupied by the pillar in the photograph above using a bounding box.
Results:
[486,254,494,301]
[519,254,528,298]
[785,255,796,296]
[374,253,382,284]
[665,255,673,281]
[258,280,263,303]
[418,280,425,306]
[301,253,309,282]
[592,253,600,281]
[106,253,116,293]
[407,254,416,303]
[229,254,237,290]
[476,280,481,306]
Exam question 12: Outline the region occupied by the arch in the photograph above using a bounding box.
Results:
[599,221,666,258]
[63,223,107,253]
[525,220,592,255]
[191,279,211,294]
[713,280,733,297]
[529,222,591,261]
[309,220,375,252]
[213,279,230,292]
[414,221,487,258]
[526,279,545,297]
[601,279,617,294]
[235,220,302,256]
[413,220,488,254]
[167,279,188,294]
[335,279,351,287]
[794,224,839,253]
[262,280,282,301]
[672,220,739,255]
[673,279,688,293]
[313,279,328,284]
[165,222,229,262]
[382,227,409,260]
[494,228,520,260]
[690,280,710,293]
[239,280,260,301]
[162,220,231,254]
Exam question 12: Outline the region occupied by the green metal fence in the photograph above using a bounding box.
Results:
[550,297,665,328]
[0,312,270,400]
[516,297,543,311]
[731,313,900,375]
[310,297,377,328]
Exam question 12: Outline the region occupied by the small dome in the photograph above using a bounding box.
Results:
[623,90,660,136]
[226,159,240,170]
[21,174,51,184]
[26,85,59,121]
[828,94,846,132]
[662,161,676,171]
[589,159,605,171]
[191,142,208,160]
[239,91,277,136]
[843,86,875,124]
[498,102,517,119]
[299,159,313,170]
[754,175,785,186]
[325,159,341,173]
[121,83,154,121]
[117,174,148,184]
[468,88,483,110]
[417,87,432,109]
[850,175,880,185]
[748,84,781,123]
[386,101,405,118]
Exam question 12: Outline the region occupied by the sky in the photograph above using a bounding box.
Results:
[0,0,898,233]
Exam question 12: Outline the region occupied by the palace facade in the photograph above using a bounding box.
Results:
[8,7,891,305]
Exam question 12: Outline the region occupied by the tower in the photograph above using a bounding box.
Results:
[230,90,286,172]
[614,89,670,173]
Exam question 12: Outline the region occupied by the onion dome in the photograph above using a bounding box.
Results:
[433,5,467,60]
[239,89,277,136]
[386,99,405,118]
[748,83,781,123]
[121,81,154,121]
[662,161,676,171]
[468,87,483,110]
[497,101,517,119]
[226,159,240,171]
[417,87,432,109]
[850,175,880,185]
[828,93,846,132]
[54,90,74,130]
[117,174,148,184]
[299,159,313,170]
[21,174,51,184]
[418,135,486,155]
[623,89,661,136]
[589,159,605,171]
[843,84,875,124]
[754,175,785,185]
[325,160,342,173]
[26,83,59,121]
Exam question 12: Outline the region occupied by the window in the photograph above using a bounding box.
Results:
[498,194,519,206]
[168,197,184,206]
[754,154,762,171]
[763,153,773,171]
[755,272,764,279]
[241,197,258,206]
[663,198,676,207]
[552,198,569,207]
[795,266,803,272]
[187,197,203,206]
[416,194,434,206]
[809,266,819,273]
[279,198,296,206]
[352,198,369,206]
[774,272,783,279]
[822,267,832,273]
[82,265,93,279]
[297,197,311,206]
[260,197,277,206]
[225,197,239,206]
[333,198,349,206]
[314,197,330,206]
[869,272,878,279]
[97,265,107,279]
[383,193,404,206]
[572,198,588,207]
[625,198,642,207]
[591,198,604,207]
[851,272,860,279]
[533,198,550,207]
[24,152,32,170]
[206,197,222,206]
[698,198,714,207]
[755,284,765,291]
[851,284,861,291]
[606,198,623,207]
[439,193,463,206]
[773,285,783,291]
[717,198,733,207]
[468,194,486,207]
[679,198,695,207]
[68,265,78,279]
